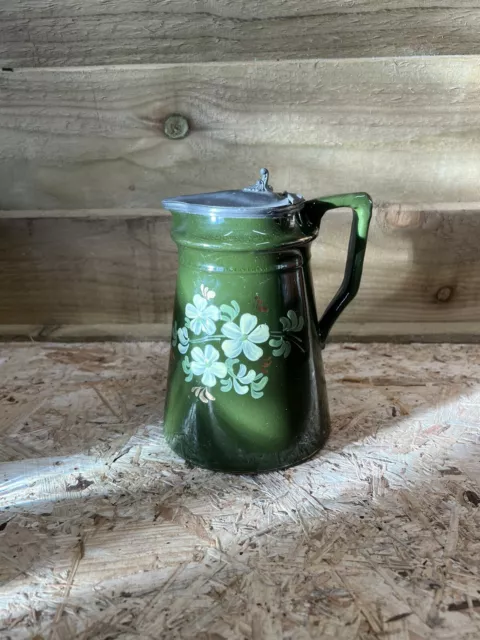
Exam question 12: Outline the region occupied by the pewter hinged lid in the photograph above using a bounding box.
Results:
[162,168,304,217]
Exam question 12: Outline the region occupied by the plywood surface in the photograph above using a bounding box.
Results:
[1,1,480,67]
[2,56,480,210]
[0,203,479,341]
[1,341,480,639]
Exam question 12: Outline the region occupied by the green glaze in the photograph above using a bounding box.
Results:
[163,192,372,473]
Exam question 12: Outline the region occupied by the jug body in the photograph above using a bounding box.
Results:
[162,169,372,473]
[164,212,330,473]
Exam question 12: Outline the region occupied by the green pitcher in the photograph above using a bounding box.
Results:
[162,169,372,473]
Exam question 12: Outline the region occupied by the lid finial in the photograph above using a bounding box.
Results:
[243,168,273,193]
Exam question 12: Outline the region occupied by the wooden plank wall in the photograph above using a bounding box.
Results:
[1,203,479,342]
[1,3,480,341]
[1,1,480,67]
[1,58,480,210]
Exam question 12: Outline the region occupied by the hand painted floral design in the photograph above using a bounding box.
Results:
[190,345,227,387]
[174,286,304,402]
[220,359,269,399]
[185,294,220,335]
[192,386,215,404]
[269,310,304,358]
[221,313,269,361]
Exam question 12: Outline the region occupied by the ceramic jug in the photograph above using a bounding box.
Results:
[162,169,372,473]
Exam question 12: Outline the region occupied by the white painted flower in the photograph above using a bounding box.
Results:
[190,345,227,387]
[221,313,269,361]
[185,294,220,335]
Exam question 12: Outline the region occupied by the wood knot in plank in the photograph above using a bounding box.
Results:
[164,114,190,140]
[435,286,454,303]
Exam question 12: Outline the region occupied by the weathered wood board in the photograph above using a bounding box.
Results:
[2,1,480,67]
[1,341,480,638]
[1,57,480,210]
[0,203,479,341]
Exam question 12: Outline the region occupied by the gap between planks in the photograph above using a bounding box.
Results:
[1,202,480,219]
[0,323,478,344]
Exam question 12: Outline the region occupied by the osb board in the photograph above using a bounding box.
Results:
[1,1,480,67]
[2,56,480,210]
[0,203,479,342]
[1,341,480,639]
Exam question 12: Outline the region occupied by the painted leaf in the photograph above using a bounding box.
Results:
[178,327,189,344]
[220,378,233,392]
[220,304,235,321]
[182,357,191,375]
[236,363,247,379]
[269,337,282,348]
[238,370,256,385]
[233,379,249,395]
[226,358,240,374]
[252,376,268,391]
[280,317,291,331]
[171,321,178,347]
[287,310,298,330]
[272,342,286,357]
[231,300,240,319]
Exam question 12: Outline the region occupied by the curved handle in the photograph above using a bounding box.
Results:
[305,192,373,345]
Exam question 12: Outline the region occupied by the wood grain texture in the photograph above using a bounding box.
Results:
[1,342,480,637]
[1,56,480,210]
[1,1,480,67]
[0,214,177,325]
[0,203,479,340]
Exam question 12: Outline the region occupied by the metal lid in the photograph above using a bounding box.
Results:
[162,168,304,217]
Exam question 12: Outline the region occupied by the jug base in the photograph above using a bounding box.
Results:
[166,434,329,475]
